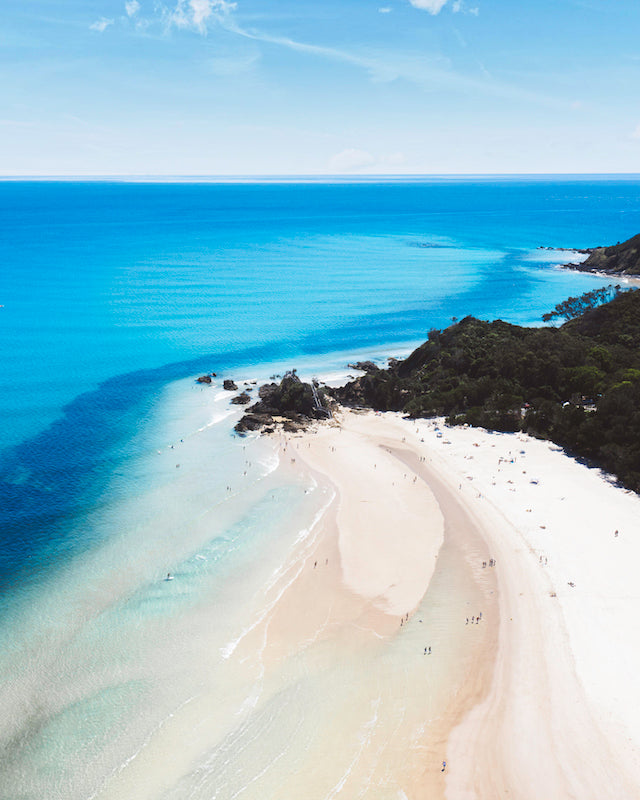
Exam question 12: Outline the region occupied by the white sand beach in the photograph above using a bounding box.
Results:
[274,408,640,798]
[78,402,640,800]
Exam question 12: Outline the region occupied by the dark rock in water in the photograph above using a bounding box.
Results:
[234,412,274,433]
[223,379,238,391]
[196,375,212,384]
[231,391,251,405]
[347,360,379,373]
[539,245,592,254]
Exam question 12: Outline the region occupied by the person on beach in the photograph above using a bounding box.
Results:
[441,761,446,772]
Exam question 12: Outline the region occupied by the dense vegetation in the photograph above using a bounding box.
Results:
[333,289,640,491]
[541,285,621,322]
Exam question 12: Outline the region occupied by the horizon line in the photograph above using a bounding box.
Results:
[1,172,640,184]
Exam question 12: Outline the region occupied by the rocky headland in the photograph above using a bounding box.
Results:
[562,232,640,276]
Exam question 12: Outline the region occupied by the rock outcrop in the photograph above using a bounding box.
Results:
[347,360,380,373]
[234,371,335,434]
[230,391,252,405]
[565,233,640,276]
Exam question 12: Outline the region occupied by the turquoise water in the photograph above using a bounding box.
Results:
[1,177,639,798]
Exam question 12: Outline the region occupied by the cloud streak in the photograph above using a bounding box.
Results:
[225,22,560,108]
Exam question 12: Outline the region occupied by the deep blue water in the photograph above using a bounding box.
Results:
[1,177,639,590]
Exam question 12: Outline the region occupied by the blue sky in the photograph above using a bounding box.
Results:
[2,0,640,175]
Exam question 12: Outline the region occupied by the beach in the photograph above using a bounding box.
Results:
[252,407,640,798]
[5,380,640,799]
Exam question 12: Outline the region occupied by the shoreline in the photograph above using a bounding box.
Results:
[557,262,640,288]
[261,408,640,797]
[408,415,640,796]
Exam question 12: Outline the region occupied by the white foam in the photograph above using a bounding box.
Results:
[325,698,381,799]
[220,488,335,661]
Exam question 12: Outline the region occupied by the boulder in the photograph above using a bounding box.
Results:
[231,392,251,405]
[223,379,238,391]
[347,360,379,373]
[196,375,212,384]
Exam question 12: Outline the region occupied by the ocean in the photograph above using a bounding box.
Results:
[0,176,638,798]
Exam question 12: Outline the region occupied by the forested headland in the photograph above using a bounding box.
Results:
[332,287,640,491]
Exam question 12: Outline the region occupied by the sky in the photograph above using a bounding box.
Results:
[2,0,640,175]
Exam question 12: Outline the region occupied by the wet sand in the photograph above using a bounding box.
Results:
[223,411,500,798]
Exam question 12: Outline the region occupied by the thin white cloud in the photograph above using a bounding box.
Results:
[191,0,213,28]
[125,0,140,17]
[329,148,376,172]
[227,23,558,107]
[379,7,393,12]
[408,0,449,14]
[89,17,114,32]
[165,0,236,33]
[452,1,479,14]
[116,2,550,111]
[631,123,640,140]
